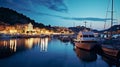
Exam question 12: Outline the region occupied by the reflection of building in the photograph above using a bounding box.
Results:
[10,39,17,52]
[25,38,34,49]
[40,38,48,52]
[0,38,50,59]
[0,39,17,52]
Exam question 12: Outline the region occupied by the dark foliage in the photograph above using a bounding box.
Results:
[0,7,45,28]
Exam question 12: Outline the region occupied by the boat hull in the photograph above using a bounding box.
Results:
[75,42,97,51]
[102,45,120,58]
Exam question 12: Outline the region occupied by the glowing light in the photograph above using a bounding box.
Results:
[3,40,7,46]
[25,38,33,49]
[40,38,48,52]
[10,39,17,52]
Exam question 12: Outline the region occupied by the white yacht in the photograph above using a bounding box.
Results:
[74,30,98,50]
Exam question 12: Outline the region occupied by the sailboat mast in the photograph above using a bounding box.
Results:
[111,0,113,27]
[110,0,113,38]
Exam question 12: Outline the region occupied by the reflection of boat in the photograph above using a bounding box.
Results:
[74,30,98,50]
[101,0,120,58]
[102,55,120,67]
[74,47,97,62]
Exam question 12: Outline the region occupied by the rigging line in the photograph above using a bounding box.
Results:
[114,11,118,25]
[114,1,119,25]
[104,0,110,29]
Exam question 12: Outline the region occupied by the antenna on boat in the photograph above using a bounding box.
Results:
[83,21,88,31]
[84,21,87,28]
[90,22,92,31]
[73,22,75,27]
[90,22,92,28]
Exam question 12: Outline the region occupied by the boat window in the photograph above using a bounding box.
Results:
[83,35,88,37]
[80,35,82,37]
[81,41,97,43]
[89,35,94,37]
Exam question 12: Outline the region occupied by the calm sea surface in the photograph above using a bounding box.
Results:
[0,38,118,67]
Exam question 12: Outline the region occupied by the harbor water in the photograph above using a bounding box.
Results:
[0,38,119,67]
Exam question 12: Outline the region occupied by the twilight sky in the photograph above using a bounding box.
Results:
[0,0,120,30]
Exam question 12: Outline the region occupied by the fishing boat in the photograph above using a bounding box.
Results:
[101,0,120,58]
[74,29,98,51]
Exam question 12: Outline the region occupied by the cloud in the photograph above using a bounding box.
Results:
[31,0,68,12]
[62,17,111,21]
[0,0,68,13]
[0,0,111,22]
[31,11,111,22]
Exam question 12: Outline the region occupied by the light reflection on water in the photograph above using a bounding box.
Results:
[0,38,49,58]
[0,38,119,67]
[40,38,48,52]
[10,39,17,52]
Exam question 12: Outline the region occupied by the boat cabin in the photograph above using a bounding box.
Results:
[76,31,97,43]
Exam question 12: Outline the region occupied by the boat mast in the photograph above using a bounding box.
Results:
[111,0,113,27]
[110,0,113,38]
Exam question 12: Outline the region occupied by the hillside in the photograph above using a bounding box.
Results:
[69,24,120,34]
[0,7,45,28]
[102,25,120,32]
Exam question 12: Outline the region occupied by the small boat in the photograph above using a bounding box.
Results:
[101,39,120,58]
[102,46,118,57]
[40,34,49,38]
[59,35,70,42]
[0,33,12,39]
[74,30,98,50]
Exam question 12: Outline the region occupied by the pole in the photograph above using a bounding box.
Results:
[110,0,113,38]
[84,21,87,28]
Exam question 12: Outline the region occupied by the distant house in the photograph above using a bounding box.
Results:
[0,22,52,35]
[24,23,34,34]
[0,22,8,34]
[15,22,34,34]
